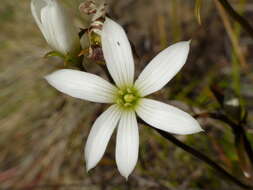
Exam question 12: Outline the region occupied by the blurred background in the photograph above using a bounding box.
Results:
[0,0,253,189]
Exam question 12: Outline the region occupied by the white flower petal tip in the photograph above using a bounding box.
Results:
[85,158,95,173]
[85,155,98,172]
[136,99,203,135]
[199,127,205,133]
[85,164,93,172]
[86,159,98,172]
[119,169,130,180]
[116,112,139,180]
[45,69,117,103]
[85,105,121,172]
[135,41,190,96]
[101,17,135,88]
[123,174,129,181]
[188,122,204,134]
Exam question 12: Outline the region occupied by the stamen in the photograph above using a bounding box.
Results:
[126,88,132,93]
[124,103,132,107]
[115,87,140,110]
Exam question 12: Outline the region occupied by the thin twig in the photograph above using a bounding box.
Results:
[197,112,253,167]
[152,127,253,189]
[217,0,253,39]
[76,55,87,72]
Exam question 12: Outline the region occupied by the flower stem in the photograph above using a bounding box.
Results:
[196,112,253,168]
[73,55,86,72]
[153,127,252,189]
[138,116,252,188]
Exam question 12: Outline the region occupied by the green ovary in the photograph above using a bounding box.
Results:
[115,87,140,110]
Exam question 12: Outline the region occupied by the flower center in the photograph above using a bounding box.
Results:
[116,87,140,110]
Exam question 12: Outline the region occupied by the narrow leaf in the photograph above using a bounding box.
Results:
[195,0,202,25]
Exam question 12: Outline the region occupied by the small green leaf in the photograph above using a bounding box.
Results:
[44,51,64,58]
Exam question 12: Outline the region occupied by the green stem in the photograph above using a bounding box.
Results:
[203,112,253,167]
[217,0,253,39]
[138,117,252,189]
[153,127,252,189]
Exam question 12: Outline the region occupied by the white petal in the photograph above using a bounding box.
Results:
[136,99,203,135]
[85,105,121,171]
[31,0,47,36]
[45,69,117,103]
[32,0,79,55]
[102,17,135,88]
[135,41,190,96]
[116,111,139,179]
[40,4,59,51]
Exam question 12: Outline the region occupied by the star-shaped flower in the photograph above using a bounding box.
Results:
[45,18,203,179]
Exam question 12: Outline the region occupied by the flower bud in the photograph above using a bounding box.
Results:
[31,0,80,56]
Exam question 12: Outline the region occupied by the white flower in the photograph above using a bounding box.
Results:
[31,0,80,55]
[45,18,203,179]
